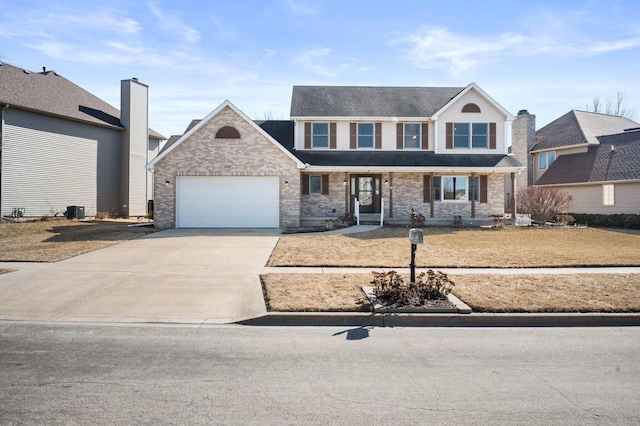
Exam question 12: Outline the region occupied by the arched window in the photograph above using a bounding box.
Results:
[461,103,481,113]
[215,126,241,138]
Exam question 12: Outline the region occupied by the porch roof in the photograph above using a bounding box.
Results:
[292,150,522,170]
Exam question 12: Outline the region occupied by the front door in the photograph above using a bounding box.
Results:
[352,175,380,214]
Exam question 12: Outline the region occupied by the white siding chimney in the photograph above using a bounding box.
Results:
[120,79,149,217]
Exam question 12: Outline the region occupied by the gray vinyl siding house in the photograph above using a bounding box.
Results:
[526,110,640,215]
[0,62,164,217]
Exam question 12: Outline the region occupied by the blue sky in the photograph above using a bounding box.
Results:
[1,0,639,139]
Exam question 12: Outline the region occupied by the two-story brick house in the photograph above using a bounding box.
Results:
[148,83,523,228]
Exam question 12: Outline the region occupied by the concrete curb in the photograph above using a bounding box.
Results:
[237,312,640,327]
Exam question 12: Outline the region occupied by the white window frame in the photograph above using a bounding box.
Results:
[453,123,489,149]
[309,175,323,194]
[357,123,375,149]
[539,151,556,170]
[432,175,481,202]
[442,176,469,202]
[312,122,329,149]
[603,184,615,206]
[404,123,421,149]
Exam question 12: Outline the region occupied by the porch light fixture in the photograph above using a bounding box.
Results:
[343,179,347,186]
[285,180,289,186]
[385,179,389,185]
[165,180,170,186]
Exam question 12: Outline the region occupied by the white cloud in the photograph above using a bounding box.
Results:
[394,26,640,75]
[283,0,321,16]
[293,47,358,77]
[147,2,200,43]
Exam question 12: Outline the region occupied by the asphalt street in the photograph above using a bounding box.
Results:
[1,323,638,425]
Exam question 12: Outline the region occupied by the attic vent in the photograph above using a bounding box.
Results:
[23,69,30,74]
[461,103,481,113]
[215,126,241,139]
[623,127,640,133]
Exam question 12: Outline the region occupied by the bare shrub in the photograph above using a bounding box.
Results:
[516,187,571,224]
[96,212,110,220]
[371,270,454,307]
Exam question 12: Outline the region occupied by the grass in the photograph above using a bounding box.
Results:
[261,272,640,313]
[0,218,158,262]
[268,226,640,268]
[264,226,640,313]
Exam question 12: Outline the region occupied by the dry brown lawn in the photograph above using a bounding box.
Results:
[268,227,640,268]
[0,219,158,262]
[261,272,640,313]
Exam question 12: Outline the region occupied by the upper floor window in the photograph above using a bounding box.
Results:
[358,123,374,149]
[462,103,481,113]
[453,123,488,148]
[312,123,329,148]
[404,123,421,149]
[215,126,241,138]
[539,151,556,169]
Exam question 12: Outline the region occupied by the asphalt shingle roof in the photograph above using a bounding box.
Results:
[536,129,640,185]
[534,110,639,151]
[0,62,165,139]
[258,120,521,169]
[290,86,465,118]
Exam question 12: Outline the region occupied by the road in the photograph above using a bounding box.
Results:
[1,323,638,425]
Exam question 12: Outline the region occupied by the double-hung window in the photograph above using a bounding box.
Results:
[312,123,329,149]
[404,123,421,149]
[453,123,488,148]
[357,123,374,149]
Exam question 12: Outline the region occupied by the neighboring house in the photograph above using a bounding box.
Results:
[148,83,524,228]
[524,110,640,215]
[0,62,165,217]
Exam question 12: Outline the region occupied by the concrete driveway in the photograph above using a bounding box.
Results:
[0,229,280,324]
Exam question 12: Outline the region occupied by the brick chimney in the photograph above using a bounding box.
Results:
[511,110,535,193]
[120,78,149,217]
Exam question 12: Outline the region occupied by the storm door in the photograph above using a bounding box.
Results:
[351,175,381,214]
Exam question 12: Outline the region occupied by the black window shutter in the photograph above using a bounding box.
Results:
[446,123,453,149]
[423,175,432,203]
[321,175,329,195]
[304,123,311,149]
[480,175,488,203]
[301,174,309,195]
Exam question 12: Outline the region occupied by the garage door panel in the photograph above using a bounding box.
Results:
[176,176,279,228]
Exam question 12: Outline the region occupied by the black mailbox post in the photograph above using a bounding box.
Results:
[409,228,424,283]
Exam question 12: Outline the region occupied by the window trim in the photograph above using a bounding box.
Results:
[539,151,556,170]
[403,123,421,149]
[311,122,329,149]
[357,122,375,149]
[452,122,490,149]
[603,184,615,206]
[430,175,485,203]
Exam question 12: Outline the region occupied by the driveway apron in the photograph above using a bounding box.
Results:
[0,229,280,324]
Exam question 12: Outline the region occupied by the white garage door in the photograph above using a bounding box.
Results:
[176,176,280,228]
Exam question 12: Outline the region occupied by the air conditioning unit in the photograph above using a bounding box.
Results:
[66,206,85,220]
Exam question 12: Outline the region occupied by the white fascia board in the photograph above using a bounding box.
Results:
[292,116,431,122]
[148,100,305,169]
[529,143,590,154]
[431,83,515,121]
[535,178,640,187]
[303,165,522,174]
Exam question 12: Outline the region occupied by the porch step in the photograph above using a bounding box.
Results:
[357,213,383,225]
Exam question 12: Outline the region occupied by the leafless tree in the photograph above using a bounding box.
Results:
[516,187,572,224]
[587,91,637,120]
